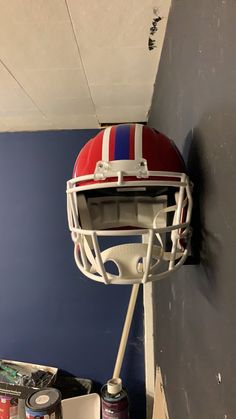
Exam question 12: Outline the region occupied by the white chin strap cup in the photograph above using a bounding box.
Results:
[90,243,163,280]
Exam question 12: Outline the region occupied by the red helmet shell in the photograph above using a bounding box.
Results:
[73,124,186,187]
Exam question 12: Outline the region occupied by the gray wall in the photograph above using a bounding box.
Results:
[149,1,236,418]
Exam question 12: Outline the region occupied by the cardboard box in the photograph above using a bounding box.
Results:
[0,359,57,399]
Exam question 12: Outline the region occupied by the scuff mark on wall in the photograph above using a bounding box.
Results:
[217,372,222,384]
[150,16,162,35]
[149,37,157,50]
[148,8,163,50]
[183,389,191,416]
[171,284,176,301]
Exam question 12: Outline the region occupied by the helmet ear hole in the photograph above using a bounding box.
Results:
[137,255,161,273]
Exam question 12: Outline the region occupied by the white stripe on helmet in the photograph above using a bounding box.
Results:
[134,124,143,160]
[102,126,112,161]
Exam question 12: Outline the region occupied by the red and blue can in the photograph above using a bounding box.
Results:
[0,395,18,419]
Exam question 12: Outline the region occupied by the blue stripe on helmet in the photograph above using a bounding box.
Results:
[114,125,130,160]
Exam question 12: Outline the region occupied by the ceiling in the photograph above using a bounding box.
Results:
[0,0,171,131]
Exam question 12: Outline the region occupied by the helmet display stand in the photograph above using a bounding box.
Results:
[104,283,139,419]
[66,124,193,418]
[113,283,139,379]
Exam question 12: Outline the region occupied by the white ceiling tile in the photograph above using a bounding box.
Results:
[90,84,154,108]
[39,97,95,117]
[0,114,100,131]
[67,0,162,48]
[0,63,42,115]
[0,0,69,23]
[97,106,149,124]
[49,115,100,129]
[82,47,159,85]
[17,68,91,101]
[0,0,171,131]
[14,68,96,118]
[0,93,40,115]
[67,0,169,84]
[0,108,43,119]
[0,21,81,70]
[66,0,170,124]
[0,118,9,131]
[2,116,53,131]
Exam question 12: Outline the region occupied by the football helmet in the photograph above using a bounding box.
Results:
[66,124,192,285]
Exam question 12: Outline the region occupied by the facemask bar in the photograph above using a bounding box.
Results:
[67,170,192,230]
[67,164,190,193]
[71,227,190,285]
[66,171,192,285]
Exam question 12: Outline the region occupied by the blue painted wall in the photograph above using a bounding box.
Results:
[0,129,145,418]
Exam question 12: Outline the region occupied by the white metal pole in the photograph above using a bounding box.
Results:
[113,284,140,379]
